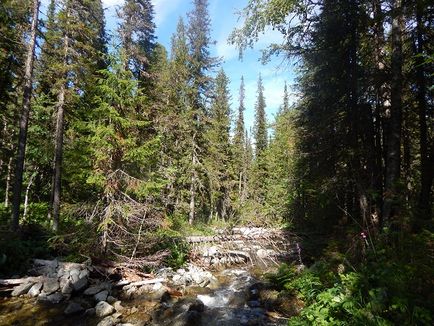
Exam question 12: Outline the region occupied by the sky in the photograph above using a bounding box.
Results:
[42,0,295,131]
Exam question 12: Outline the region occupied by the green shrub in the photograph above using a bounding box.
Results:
[269,231,434,325]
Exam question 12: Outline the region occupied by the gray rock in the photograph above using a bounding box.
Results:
[61,280,73,294]
[69,268,80,277]
[95,301,115,318]
[95,290,109,302]
[12,282,34,296]
[79,269,89,279]
[43,278,60,294]
[64,302,84,315]
[84,285,104,296]
[97,316,116,326]
[107,296,117,304]
[73,277,88,292]
[45,292,64,304]
[28,282,43,297]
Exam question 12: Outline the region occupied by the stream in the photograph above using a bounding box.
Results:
[0,266,289,326]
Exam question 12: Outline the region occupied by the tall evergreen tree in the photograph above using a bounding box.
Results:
[233,76,247,203]
[45,0,108,231]
[205,69,232,221]
[118,0,156,83]
[254,74,267,157]
[185,0,217,224]
[10,0,40,231]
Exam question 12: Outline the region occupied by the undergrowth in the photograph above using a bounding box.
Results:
[269,230,434,325]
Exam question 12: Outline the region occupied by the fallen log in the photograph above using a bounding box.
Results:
[127,278,166,287]
[0,276,43,286]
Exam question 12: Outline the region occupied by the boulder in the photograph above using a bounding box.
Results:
[95,301,115,318]
[45,292,64,304]
[94,290,109,302]
[43,278,60,294]
[28,282,43,297]
[96,316,117,326]
[64,302,84,315]
[72,277,88,292]
[12,282,34,296]
[61,280,74,294]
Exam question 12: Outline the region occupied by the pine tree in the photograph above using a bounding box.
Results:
[185,0,218,224]
[233,76,247,205]
[205,69,232,221]
[254,74,267,157]
[10,0,40,231]
[44,0,108,231]
[118,0,156,83]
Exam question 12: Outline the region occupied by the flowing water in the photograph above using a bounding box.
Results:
[0,266,289,326]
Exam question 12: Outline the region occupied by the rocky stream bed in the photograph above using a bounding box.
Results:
[1,262,294,326]
[0,228,298,325]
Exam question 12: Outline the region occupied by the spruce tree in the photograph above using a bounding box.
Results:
[185,0,217,224]
[254,74,267,157]
[205,69,232,221]
[10,0,40,231]
[118,0,156,83]
[233,76,247,205]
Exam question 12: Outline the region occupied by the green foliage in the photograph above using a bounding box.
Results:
[153,228,189,269]
[269,232,434,326]
[0,226,53,277]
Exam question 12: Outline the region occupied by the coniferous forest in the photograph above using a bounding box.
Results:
[0,0,433,325]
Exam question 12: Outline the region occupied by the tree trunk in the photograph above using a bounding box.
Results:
[189,148,197,225]
[23,170,37,220]
[4,157,12,208]
[415,4,433,222]
[10,0,40,232]
[50,25,70,233]
[382,0,403,225]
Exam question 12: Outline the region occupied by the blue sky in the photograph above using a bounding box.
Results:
[43,0,294,131]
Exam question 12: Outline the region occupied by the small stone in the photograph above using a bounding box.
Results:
[64,302,84,315]
[12,282,34,296]
[130,306,138,314]
[73,277,88,292]
[106,296,117,304]
[95,290,109,302]
[28,282,43,297]
[95,301,115,318]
